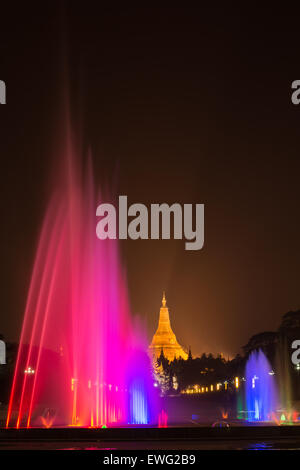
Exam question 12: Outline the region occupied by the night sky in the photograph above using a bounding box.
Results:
[1,5,300,357]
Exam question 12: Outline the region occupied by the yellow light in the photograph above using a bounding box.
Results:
[235,377,239,389]
[71,377,78,392]
[201,387,204,393]
[205,387,208,392]
[210,384,213,391]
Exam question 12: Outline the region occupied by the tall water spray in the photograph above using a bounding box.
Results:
[245,349,278,422]
[276,336,293,414]
[6,126,156,428]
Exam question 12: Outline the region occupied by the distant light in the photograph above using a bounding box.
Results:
[153,382,158,387]
[269,370,275,376]
[235,377,239,389]
[24,367,35,375]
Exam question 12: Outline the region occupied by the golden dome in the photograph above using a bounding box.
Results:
[149,293,188,362]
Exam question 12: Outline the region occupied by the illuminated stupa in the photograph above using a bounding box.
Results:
[149,293,188,362]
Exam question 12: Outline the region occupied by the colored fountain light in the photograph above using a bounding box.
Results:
[158,410,168,428]
[6,124,156,429]
[245,350,278,422]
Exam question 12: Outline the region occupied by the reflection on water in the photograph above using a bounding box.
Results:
[1,438,300,450]
[246,442,273,450]
[60,447,117,450]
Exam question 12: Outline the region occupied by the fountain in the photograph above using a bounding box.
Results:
[245,350,278,422]
[6,122,157,428]
[276,336,293,415]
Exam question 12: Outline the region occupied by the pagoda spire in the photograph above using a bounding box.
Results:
[149,293,188,362]
[162,291,166,307]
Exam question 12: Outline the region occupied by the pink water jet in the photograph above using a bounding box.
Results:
[6,125,156,428]
[158,410,168,428]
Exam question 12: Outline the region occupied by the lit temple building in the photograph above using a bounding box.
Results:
[149,293,188,362]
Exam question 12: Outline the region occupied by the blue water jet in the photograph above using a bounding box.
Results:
[245,349,278,421]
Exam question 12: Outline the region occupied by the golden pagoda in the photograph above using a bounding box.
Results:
[149,292,188,362]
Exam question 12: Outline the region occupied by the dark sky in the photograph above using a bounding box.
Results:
[1,5,300,357]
